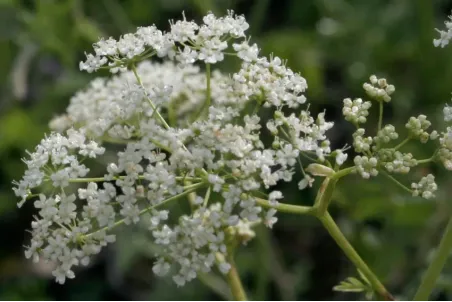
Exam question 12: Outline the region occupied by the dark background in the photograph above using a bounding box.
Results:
[2,0,452,300]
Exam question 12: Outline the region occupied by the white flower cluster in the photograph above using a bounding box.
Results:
[17,12,339,286]
[50,61,233,135]
[363,75,395,103]
[267,110,333,163]
[150,202,262,286]
[79,11,250,73]
[13,129,105,207]
[11,129,121,284]
[231,55,308,108]
[434,14,452,48]
[411,174,437,199]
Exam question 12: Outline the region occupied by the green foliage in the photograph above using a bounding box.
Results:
[333,270,374,300]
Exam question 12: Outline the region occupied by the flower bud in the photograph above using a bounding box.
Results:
[305,163,335,177]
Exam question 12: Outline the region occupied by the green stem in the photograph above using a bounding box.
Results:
[131,64,212,180]
[314,178,338,216]
[331,166,356,180]
[311,167,355,216]
[254,197,316,216]
[85,182,205,238]
[378,100,384,132]
[68,175,201,183]
[394,137,411,151]
[319,212,395,301]
[381,171,412,194]
[225,257,248,301]
[193,63,211,121]
[203,185,212,208]
[417,157,434,164]
[205,63,211,108]
[131,64,170,130]
[414,217,452,300]
[198,273,232,300]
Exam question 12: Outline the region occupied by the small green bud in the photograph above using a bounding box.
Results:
[305,164,335,177]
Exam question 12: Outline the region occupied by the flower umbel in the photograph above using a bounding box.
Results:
[15,11,332,286]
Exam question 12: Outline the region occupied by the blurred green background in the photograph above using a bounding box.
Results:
[2,0,452,300]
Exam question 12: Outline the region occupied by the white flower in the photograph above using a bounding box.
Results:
[233,41,259,62]
[153,259,171,276]
[268,191,283,205]
[264,208,278,228]
[335,150,348,166]
[434,15,452,48]
[218,262,231,274]
[298,175,314,190]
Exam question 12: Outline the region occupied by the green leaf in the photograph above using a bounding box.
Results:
[333,277,366,293]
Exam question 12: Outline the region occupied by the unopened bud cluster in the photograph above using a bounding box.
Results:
[374,125,398,145]
[406,115,432,143]
[412,174,437,199]
[354,156,378,179]
[342,98,371,124]
[363,75,395,102]
[341,74,452,200]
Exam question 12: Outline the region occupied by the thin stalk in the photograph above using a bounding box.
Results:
[254,197,316,216]
[378,100,384,132]
[414,217,452,300]
[394,137,411,151]
[85,182,205,238]
[225,257,248,301]
[417,157,434,164]
[131,64,170,130]
[319,212,395,301]
[68,175,202,183]
[331,166,356,180]
[381,171,412,194]
[130,64,209,179]
[203,185,212,208]
[205,63,211,109]
[193,63,211,121]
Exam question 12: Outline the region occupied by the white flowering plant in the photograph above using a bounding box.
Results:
[12,10,452,301]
